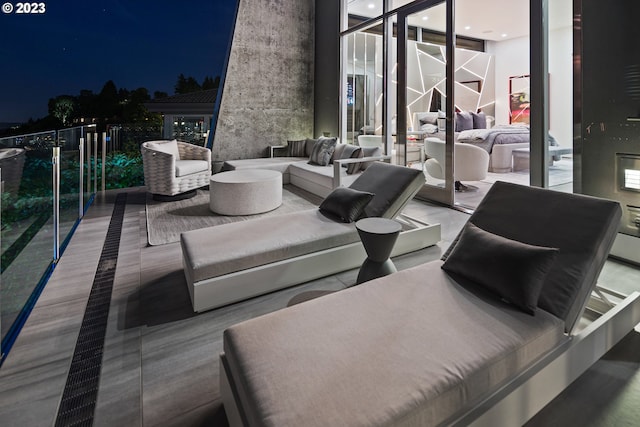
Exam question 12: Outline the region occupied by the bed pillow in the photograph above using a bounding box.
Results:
[441,223,559,315]
[455,111,474,132]
[319,187,374,223]
[420,123,438,134]
[287,139,307,157]
[472,112,487,129]
[308,137,338,166]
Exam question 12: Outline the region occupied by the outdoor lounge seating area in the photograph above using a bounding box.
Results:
[220,181,640,427]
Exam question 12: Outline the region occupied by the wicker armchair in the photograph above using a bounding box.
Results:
[141,140,211,200]
[0,148,26,195]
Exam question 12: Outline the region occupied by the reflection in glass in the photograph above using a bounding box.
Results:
[345,31,384,145]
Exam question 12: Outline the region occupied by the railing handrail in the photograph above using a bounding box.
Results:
[0,129,56,140]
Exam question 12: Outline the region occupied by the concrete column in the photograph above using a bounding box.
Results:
[213,0,315,161]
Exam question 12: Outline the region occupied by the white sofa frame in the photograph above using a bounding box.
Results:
[454,287,640,426]
[186,213,439,312]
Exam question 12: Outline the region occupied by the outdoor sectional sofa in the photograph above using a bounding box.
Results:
[222,137,388,198]
[219,181,640,426]
[180,162,440,313]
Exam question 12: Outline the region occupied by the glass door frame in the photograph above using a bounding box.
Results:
[397,0,455,206]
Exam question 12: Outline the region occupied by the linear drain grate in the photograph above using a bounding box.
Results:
[54,193,127,427]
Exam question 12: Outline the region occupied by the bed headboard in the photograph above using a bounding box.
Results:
[443,181,621,333]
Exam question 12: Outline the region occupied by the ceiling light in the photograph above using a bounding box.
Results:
[464,26,471,30]
[501,33,508,38]
[422,16,428,21]
[368,3,375,8]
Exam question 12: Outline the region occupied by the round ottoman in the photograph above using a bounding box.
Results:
[209,169,283,215]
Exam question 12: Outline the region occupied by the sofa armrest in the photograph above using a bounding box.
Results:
[332,155,392,188]
[269,145,288,158]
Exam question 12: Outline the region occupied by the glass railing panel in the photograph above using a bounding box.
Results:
[1,144,54,345]
[57,127,85,246]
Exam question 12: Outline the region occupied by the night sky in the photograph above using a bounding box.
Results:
[0,0,237,123]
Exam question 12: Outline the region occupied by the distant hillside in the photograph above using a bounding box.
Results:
[0,122,22,131]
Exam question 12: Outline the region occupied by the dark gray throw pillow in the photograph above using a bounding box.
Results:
[287,139,307,157]
[342,146,363,174]
[319,187,374,223]
[441,223,559,315]
[308,137,338,166]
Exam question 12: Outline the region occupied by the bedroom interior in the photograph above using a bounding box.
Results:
[343,0,574,210]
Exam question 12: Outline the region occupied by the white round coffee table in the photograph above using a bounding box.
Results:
[209,169,283,215]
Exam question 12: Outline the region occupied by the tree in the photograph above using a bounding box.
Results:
[98,80,120,119]
[51,97,75,126]
[174,73,202,94]
[122,88,152,122]
[202,76,219,90]
[154,91,168,99]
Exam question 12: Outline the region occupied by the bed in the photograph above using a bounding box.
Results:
[219,181,640,427]
[412,111,563,172]
[457,126,560,173]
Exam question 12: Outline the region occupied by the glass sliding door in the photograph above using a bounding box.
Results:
[397,0,454,206]
[547,0,573,193]
[343,25,385,146]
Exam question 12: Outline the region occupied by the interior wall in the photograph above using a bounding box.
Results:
[486,36,530,127]
[486,26,572,148]
[212,0,315,161]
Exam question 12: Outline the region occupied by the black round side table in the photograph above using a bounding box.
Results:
[355,217,402,284]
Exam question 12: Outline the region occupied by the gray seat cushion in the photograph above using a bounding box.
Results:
[223,260,566,427]
[181,209,359,283]
[174,160,209,177]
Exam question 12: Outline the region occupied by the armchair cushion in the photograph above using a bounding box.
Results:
[146,139,180,159]
[175,160,210,177]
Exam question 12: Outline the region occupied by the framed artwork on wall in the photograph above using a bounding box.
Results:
[509,74,530,124]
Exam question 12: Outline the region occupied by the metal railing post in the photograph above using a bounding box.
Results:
[87,133,92,194]
[53,147,60,261]
[0,168,2,357]
[94,135,98,194]
[101,132,106,192]
[79,137,84,218]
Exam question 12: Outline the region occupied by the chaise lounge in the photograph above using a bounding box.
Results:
[219,181,640,426]
[180,162,440,313]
